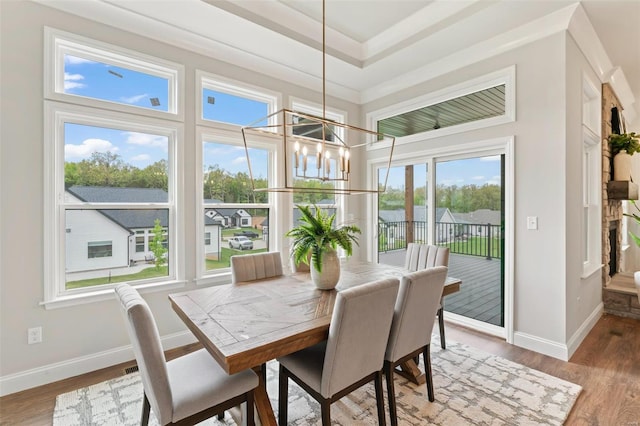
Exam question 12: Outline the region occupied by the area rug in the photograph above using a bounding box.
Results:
[53,338,581,425]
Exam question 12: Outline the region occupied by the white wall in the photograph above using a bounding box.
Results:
[0,1,360,395]
[361,33,576,355]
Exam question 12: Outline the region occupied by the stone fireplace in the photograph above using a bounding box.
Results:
[601,83,640,319]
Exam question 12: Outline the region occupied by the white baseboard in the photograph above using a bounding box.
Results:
[0,331,197,397]
[513,303,603,362]
[512,331,569,361]
[566,303,603,359]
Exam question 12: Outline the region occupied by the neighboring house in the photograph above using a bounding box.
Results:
[67,186,220,271]
[378,207,458,243]
[454,209,502,239]
[204,200,252,228]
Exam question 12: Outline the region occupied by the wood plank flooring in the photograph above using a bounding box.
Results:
[2,314,640,425]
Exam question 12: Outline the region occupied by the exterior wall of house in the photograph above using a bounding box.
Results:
[65,210,130,272]
[204,225,221,256]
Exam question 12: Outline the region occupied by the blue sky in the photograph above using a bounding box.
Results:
[383,156,501,189]
[64,55,498,187]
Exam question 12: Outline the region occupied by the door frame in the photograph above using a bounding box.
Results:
[367,136,514,343]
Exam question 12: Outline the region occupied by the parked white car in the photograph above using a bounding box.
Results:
[228,236,253,250]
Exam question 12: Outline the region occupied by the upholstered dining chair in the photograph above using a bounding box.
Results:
[114,284,258,426]
[404,243,450,349]
[277,278,400,426]
[383,266,448,426]
[230,251,283,284]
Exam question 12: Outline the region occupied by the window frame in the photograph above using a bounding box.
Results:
[366,66,516,150]
[195,127,278,285]
[43,102,185,308]
[44,27,184,121]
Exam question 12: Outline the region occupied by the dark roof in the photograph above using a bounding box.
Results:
[67,186,219,230]
[378,207,448,223]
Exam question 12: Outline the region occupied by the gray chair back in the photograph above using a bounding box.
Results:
[231,251,283,283]
[114,284,172,425]
[404,243,449,271]
[385,266,448,363]
[321,278,399,397]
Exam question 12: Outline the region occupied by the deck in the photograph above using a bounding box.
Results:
[378,250,503,326]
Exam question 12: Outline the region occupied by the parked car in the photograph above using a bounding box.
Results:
[234,230,259,239]
[228,236,254,250]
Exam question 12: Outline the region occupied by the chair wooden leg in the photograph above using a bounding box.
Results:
[384,361,398,426]
[438,306,446,349]
[278,364,289,426]
[320,399,331,426]
[217,412,225,421]
[141,393,150,426]
[375,370,387,426]
[246,389,255,426]
[423,345,435,402]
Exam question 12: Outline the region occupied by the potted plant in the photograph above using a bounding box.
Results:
[609,132,640,181]
[286,204,361,290]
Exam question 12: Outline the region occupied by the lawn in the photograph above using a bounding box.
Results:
[206,246,267,270]
[66,265,168,289]
[442,236,502,259]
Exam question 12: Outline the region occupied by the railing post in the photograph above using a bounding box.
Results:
[486,223,492,260]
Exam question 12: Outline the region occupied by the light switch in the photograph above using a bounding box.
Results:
[527,216,538,230]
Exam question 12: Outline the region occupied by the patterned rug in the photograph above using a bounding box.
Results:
[53,339,581,425]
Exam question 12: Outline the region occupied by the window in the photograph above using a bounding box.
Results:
[44,30,184,306]
[46,28,181,117]
[196,74,278,280]
[88,241,112,258]
[581,76,601,277]
[368,67,515,147]
[197,71,277,127]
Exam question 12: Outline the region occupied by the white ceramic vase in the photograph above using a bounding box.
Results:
[613,150,632,181]
[311,248,340,290]
[634,271,640,304]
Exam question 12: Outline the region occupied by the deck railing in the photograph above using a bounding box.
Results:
[378,221,502,259]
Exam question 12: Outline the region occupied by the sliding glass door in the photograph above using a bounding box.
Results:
[378,153,505,329]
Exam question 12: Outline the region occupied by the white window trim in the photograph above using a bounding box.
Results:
[44,27,184,121]
[196,69,280,128]
[43,102,185,309]
[366,66,516,150]
[195,126,278,286]
[582,127,602,278]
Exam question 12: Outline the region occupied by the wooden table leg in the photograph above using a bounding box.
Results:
[253,364,277,426]
[396,359,426,385]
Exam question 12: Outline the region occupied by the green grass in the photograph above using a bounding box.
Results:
[205,246,267,270]
[66,265,168,289]
[442,236,502,258]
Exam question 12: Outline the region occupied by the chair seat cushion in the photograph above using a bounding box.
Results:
[277,341,327,394]
[167,349,258,422]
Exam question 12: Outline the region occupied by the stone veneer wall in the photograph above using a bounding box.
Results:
[601,83,640,319]
[602,83,623,288]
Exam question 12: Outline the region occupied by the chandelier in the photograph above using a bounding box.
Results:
[241,0,395,195]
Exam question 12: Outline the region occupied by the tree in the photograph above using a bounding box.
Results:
[149,218,167,270]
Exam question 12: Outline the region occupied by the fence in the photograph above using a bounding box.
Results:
[378,221,502,259]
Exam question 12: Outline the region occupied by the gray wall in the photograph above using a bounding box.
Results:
[0,0,605,394]
[0,1,360,394]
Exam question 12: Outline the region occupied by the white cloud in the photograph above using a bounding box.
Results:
[121,94,148,104]
[65,139,117,160]
[472,175,485,180]
[125,132,168,148]
[231,156,247,165]
[64,56,95,65]
[130,154,151,162]
[480,155,501,162]
[64,73,86,91]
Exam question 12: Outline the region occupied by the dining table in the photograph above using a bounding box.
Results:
[169,260,461,426]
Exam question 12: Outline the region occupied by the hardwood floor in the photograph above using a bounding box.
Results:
[2,315,640,425]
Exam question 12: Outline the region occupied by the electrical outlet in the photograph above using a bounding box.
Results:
[28,327,42,344]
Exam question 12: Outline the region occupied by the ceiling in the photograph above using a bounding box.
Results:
[38,0,640,125]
